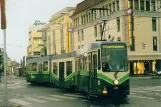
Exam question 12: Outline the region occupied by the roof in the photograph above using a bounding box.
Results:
[72,0,104,16]
[49,7,76,22]
[26,56,52,63]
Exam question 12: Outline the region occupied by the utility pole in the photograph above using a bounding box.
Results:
[1,0,7,106]
[91,8,112,41]
[129,0,134,51]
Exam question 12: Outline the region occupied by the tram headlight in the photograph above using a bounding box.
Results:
[113,80,119,85]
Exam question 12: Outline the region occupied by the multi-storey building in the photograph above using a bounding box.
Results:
[27,25,44,57]
[71,0,161,75]
[48,7,75,55]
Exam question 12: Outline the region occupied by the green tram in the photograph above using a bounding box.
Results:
[26,41,129,99]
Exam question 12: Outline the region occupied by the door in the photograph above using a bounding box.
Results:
[88,51,97,94]
[88,52,93,93]
[59,62,64,81]
[92,52,98,93]
[38,63,43,83]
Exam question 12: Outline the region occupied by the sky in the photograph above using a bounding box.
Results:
[0,0,83,63]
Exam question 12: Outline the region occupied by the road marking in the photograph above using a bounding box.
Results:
[25,97,46,103]
[39,96,61,101]
[8,99,31,106]
[81,99,88,102]
[7,86,25,89]
[50,95,78,100]
[63,93,84,98]
[129,95,154,100]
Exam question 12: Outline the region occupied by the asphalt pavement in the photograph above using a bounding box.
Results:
[0,76,161,107]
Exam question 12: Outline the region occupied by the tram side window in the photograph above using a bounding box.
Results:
[26,64,30,71]
[32,63,37,71]
[88,54,91,71]
[66,61,72,76]
[75,61,78,71]
[43,61,48,71]
[83,53,87,70]
[53,62,58,75]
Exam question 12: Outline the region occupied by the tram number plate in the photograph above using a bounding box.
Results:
[114,87,118,89]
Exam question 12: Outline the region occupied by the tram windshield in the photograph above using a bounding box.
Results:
[101,44,128,72]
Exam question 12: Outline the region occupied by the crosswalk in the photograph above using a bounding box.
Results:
[7,93,87,106]
[129,86,161,100]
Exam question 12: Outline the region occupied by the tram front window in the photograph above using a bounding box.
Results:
[101,44,128,72]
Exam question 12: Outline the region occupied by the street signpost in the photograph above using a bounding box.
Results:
[1,0,7,106]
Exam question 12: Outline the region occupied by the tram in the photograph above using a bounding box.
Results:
[26,41,129,99]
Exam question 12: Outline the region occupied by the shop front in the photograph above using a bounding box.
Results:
[128,53,161,75]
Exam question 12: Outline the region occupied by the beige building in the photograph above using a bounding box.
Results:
[47,7,75,55]
[71,0,161,75]
[27,25,45,57]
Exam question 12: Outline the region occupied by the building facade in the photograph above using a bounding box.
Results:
[48,7,76,55]
[71,0,161,75]
[27,25,44,57]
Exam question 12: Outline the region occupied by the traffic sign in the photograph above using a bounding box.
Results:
[126,8,133,15]
[67,28,73,32]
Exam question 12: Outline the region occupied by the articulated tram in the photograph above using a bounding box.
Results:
[26,41,130,100]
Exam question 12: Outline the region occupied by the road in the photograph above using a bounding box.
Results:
[0,76,161,107]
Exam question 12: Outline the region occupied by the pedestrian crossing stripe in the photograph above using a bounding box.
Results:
[50,95,78,100]
[9,99,31,106]
[38,96,61,101]
[25,97,46,103]
[63,93,85,98]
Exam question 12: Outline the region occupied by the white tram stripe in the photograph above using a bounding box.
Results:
[50,95,78,100]
[38,96,61,101]
[8,99,31,106]
[63,93,84,98]
[25,97,46,103]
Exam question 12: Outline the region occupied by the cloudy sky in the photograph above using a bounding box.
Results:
[0,0,83,63]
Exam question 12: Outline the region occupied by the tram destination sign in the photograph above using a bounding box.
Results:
[102,44,125,49]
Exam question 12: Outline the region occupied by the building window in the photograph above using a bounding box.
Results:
[100,24,102,37]
[66,61,72,76]
[78,30,80,42]
[151,1,155,11]
[116,1,119,11]
[117,17,120,32]
[81,16,83,24]
[146,1,150,11]
[134,0,139,10]
[109,4,112,14]
[89,13,91,22]
[153,36,157,51]
[117,37,121,41]
[152,17,156,31]
[86,14,88,22]
[94,26,97,37]
[106,5,108,16]
[113,2,115,12]
[102,6,105,16]
[81,29,84,40]
[99,9,102,17]
[34,52,40,55]
[140,0,144,11]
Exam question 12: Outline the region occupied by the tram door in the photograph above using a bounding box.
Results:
[38,63,43,83]
[88,51,97,93]
[59,62,65,81]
